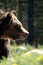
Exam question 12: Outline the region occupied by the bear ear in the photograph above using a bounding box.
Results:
[11,10,17,16]
[1,12,12,25]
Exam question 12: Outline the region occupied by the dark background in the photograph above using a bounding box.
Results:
[0,0,43,47]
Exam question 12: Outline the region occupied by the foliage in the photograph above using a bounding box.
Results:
[0,44,43,65]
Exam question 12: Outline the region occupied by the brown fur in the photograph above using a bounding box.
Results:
[0,10,29,59]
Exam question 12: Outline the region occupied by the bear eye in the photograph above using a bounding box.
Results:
[15,24,20,28]
[17,24,21,28]
[14,24,21,30]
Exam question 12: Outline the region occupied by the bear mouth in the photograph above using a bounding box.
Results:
[12,33,28,40]
[0,31,28,41]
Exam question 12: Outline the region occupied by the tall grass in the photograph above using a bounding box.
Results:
[0,44,43,65]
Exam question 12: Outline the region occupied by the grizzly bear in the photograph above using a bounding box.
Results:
[0,10,29,59]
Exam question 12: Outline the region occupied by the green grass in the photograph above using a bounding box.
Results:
[0,44,43,65]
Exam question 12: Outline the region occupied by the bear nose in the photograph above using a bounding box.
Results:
[24,31,29,37]
[21,27,29,38]
[21,27,29,35]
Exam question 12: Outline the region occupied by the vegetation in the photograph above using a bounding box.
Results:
[0,44,43,65]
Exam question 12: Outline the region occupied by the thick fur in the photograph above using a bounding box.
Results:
[0,10,29,59]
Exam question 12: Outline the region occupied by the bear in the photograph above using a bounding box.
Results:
[0,10,29,59]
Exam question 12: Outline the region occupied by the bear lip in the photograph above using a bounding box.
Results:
[12,33,28,40]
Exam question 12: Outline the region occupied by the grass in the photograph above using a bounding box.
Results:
[0,43,43,65]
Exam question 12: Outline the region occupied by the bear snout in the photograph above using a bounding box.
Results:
[21,26,29,36]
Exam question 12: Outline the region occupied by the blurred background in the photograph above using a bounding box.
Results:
[0,0,43,48]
